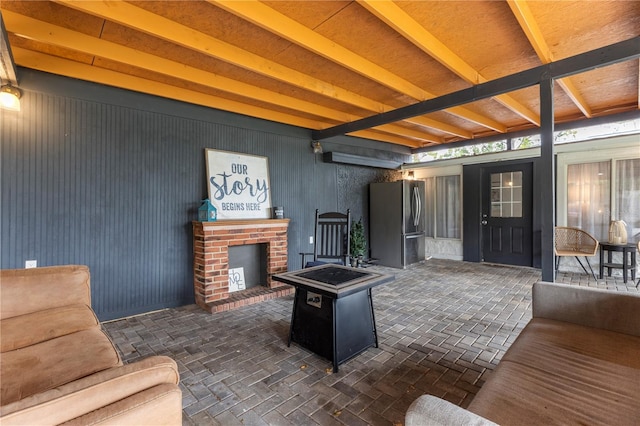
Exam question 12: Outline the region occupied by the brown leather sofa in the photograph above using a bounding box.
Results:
[406,281,640,425]
[0,265,182,425]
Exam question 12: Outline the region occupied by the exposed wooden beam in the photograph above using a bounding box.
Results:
[359,0,540,125]
[0,13,18,84]
[5,11,442,145]
[313,37,640,140]
[53,0,470,138]
[12,47,327,129]
[209,0,507,132]
[53,1,380,109]
[2,11,355,121]
[28,52,432,147]
[507,0,593,118]
[210,0,429,100]
[12,46,429,148]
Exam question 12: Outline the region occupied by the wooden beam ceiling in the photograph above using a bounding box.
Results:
[507,0,592,117]
[1,0,638,149]
[312,37,640,140]
[358,0,540,125]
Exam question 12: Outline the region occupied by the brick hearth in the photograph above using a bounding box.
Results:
[192,219,293,313]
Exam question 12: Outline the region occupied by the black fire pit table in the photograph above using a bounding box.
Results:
[273,263,394,373]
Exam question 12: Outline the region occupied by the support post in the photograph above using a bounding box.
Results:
[540,77,555,282]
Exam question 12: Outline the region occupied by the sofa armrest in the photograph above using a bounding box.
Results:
[61,383,182,426]
[405,395,497,426]
[532,281,640,337]
[0,356,180,425]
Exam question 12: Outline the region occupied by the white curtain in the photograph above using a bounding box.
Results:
[616,158,640,241]
[567,161,610,240]
[436,176,461,239]
[424,177,435,238]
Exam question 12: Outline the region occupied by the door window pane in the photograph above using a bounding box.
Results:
[567,161,610,240]
[490,171,522,218]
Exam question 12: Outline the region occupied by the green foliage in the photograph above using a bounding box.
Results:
[350,218,366,258]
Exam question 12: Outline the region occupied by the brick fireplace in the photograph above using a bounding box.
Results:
[192,219,293,313]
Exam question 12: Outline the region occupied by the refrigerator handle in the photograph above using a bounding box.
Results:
[413,187,421,227]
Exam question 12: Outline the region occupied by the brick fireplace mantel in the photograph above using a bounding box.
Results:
[192,219,293,313]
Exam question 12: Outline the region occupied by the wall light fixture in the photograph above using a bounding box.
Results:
[0,84,21,111]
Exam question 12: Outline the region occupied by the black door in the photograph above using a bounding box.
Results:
[481,163,533,266]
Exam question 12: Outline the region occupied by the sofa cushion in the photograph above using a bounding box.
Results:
[468,318,640,425]
[1,305,99,352]
[0,265,91,320]
[1,328,121,406]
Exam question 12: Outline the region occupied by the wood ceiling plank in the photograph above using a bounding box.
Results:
[210,0,431,101]
[53,0,384,111]
[1,0,104,37]
[2,9,361,123]
[507,0,592,117]
[375,124,443,144]
[359,0,539,126]
[209,0,507,133]
[53,0,468,138]
[396,1,540,78]
[349,130,425,148]
[572,63,638,114]
[407,117,472,139]
[95,21,377,119]
[526,0,640,59]
[262,1,352,29]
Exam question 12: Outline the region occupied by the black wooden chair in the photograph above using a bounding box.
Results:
[300,209,351,268]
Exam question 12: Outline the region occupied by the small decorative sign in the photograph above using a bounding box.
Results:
[205,149,272,220]
[228,267,246,292]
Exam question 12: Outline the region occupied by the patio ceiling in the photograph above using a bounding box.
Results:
[1,1,638,149]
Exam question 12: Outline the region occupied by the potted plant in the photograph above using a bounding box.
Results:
[350,218,366,267]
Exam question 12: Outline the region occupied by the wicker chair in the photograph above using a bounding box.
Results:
[554,227,599,280]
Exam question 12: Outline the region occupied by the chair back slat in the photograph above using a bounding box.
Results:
[313,209,351,264]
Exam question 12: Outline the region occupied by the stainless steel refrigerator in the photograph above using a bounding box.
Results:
[369,180,426,268]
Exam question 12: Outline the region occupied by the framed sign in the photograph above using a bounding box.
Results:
[205,149,272,220]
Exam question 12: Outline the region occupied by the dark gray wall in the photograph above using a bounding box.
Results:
[1,69,405,320]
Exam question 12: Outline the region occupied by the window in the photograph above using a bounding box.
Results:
[425,175,461,239]
[490,171,523,218]
[567,161,610,240]
[616,158,640,240]
[566,158,640,241]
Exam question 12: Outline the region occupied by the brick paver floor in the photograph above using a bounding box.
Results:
[103,259,638,425]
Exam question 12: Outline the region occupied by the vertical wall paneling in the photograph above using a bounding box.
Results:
[1,69,409,320]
